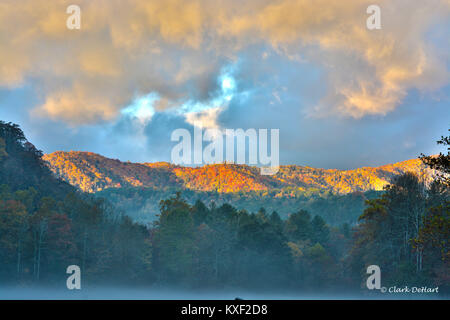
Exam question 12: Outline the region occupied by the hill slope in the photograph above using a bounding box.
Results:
[0,122,74,198]
[43,151,433,194]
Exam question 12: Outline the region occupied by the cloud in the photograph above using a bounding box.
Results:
[0,0,449,124]
[185,107,222,129]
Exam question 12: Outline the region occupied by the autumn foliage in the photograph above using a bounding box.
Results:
[43,151,434,194]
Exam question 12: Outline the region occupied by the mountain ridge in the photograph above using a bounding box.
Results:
[42,151,434,194]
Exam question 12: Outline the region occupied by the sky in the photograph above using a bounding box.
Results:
[0,0,449,169]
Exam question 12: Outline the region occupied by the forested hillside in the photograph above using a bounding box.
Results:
[43,150,434,225]
[43,151,434,194]
[0,121,150,284]
[0,123,74,199]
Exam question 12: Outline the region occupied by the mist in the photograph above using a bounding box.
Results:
[1,285,443,300]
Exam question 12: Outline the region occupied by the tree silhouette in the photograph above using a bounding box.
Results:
[420,129,449,186]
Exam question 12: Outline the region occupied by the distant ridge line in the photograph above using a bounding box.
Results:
[43,151,434,194]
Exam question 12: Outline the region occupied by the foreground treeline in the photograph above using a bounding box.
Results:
[0,121,449,293]
[150,171,449,291]
[349,174,449,289]
[0,121,151,284]
[152,194,350,289]
[0,186,151,284]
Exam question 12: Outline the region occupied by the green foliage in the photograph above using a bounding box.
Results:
[0,137,7,160]
[348,171,449,290]
[311,215,330,245]
[155,193,195,281]
[413,204,450,287]
[146,194,342,289]
[96,186,379,226]
[285,210,312,241]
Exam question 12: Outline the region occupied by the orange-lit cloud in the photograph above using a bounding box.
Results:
[0,0,449,123]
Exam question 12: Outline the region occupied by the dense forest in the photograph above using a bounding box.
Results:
[96,187,381,226]
[0,121,448,295]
